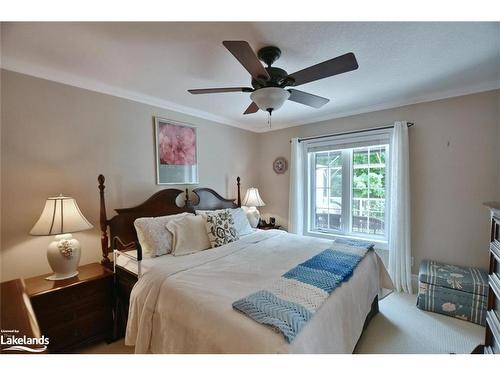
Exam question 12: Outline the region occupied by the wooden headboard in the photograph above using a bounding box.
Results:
[98,174,241,267]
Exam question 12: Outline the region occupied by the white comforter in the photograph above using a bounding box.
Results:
[125,230,392,353]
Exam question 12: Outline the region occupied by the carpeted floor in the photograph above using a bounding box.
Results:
[354,292,484,354]
[80,292,484,354]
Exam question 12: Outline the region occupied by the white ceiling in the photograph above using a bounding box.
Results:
[1,22,499,132]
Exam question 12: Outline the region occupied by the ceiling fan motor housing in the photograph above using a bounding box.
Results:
[251,67,289,89]
[251,46,295,89]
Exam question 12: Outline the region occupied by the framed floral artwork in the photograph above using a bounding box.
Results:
[155,117,199,185]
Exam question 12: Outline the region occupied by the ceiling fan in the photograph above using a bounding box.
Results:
[188,41,359,116]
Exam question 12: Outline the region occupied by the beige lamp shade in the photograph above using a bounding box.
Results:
[242,188,266,207]
[30,196,93,236]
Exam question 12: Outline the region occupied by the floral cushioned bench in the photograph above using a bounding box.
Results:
[417,260,488,326]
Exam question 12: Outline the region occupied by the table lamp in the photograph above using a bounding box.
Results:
[242,187,266,228]
[30,195,93,280]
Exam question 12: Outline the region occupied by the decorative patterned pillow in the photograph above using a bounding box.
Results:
[196,208,253,236]
[203,209,239,248]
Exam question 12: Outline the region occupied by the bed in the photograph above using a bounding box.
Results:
[97,174,392,353]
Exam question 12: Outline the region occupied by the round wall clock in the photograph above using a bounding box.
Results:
[273,157,288,174]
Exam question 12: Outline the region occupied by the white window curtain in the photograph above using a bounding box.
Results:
[288,138,304,234]
[388,121,413,293]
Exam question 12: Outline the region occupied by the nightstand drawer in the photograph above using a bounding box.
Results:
[31,278,112,313]
[492,216,500,251]
[486,310,500,354]
[490,274,500,300]
[491,243,500,276]
[43,308,112,352]
[33,296,112,329]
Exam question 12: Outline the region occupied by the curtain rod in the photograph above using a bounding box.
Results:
[294,122,414,143]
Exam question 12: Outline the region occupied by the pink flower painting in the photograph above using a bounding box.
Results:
[158,124,196,166]
[155,118,198,184]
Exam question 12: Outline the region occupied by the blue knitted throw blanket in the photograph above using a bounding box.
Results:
[232,239,374,343]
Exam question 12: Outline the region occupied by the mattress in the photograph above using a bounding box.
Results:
[114,229,261,276]
[125,230,393,353]
[115,250,153,275]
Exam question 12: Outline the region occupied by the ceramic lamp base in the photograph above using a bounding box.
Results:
[245,207,261,228]
[46,233,81,281]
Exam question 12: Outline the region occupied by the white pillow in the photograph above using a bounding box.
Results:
[166,215,211,256]
[134,212,193,257]
[196,208,252,236]
[229,208,253,236]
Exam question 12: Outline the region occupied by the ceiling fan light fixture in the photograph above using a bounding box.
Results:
[250,87,290,112]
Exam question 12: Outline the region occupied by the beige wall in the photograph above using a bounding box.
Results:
[256,90,500,273]
[0,70,259,281]
[1,69,498,281]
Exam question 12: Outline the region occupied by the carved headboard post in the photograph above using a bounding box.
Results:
[237,176,241,207]
[184,188,190,208]
[98,174,111,268]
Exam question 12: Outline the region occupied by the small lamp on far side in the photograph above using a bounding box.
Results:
[242,188,266,228]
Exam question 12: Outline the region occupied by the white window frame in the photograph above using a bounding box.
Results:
[302,128,392,249]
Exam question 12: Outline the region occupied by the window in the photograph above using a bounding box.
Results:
[305,130,391,243]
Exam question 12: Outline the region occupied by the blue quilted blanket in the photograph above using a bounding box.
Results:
[232,239,374,342]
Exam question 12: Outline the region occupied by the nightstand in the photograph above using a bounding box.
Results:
[24,263,113,353]
[257,223,286,231]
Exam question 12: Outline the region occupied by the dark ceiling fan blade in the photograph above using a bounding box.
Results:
[288,89,330,108]
[188,87,253,95]
[288,52,358,86]
[243,102,259,115]
[222,41,270,81]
